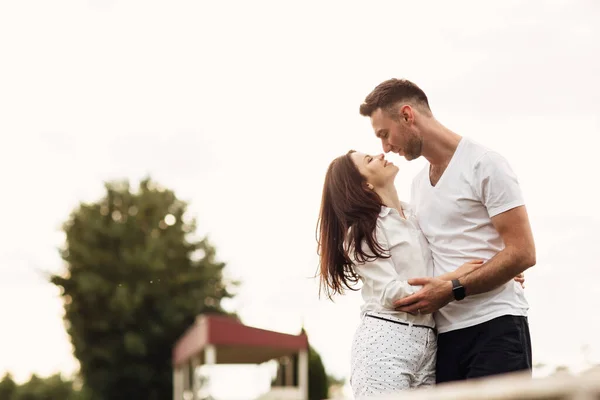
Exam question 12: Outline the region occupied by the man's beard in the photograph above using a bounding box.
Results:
[404,136,423,161]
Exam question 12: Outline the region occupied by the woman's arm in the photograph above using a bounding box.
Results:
[355,256,420,310]
[438,260,484,281]
[352,223,418,309]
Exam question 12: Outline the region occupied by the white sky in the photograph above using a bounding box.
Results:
[1,0,599,398]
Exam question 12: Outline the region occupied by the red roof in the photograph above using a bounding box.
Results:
[172,314,309,366]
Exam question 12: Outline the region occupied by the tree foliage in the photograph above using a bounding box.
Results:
[308,346,329,400]
[0,373,17,400]
[50,178,235,400]
[0,373,86,400]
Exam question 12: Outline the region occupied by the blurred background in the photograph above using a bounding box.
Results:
[0,0,599,399]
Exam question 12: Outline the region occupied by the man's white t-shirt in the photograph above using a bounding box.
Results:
[411,137,529,334]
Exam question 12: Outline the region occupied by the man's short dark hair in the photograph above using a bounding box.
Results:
[359,79,431,118]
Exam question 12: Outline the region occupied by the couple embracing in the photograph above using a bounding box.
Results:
[317,79,536,398]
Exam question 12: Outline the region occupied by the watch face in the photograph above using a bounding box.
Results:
[453,284,466,301]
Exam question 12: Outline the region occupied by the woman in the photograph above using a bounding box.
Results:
[316,150,522,397]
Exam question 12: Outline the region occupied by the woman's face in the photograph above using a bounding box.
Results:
[350,151,399,189]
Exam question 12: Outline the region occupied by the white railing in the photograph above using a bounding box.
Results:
[370,367,600,400]
[256,387,303,400]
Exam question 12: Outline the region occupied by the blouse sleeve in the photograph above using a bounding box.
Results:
[352,222,418,309]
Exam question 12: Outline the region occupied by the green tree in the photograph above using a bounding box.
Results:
[12,374,81,400]
[0,373,17,399]
[51,178,235,400]
[308,346,329,400]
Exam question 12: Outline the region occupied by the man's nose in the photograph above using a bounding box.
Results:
[382,141,392,153]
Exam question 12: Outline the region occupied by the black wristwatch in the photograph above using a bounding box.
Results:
[451,279,466,301]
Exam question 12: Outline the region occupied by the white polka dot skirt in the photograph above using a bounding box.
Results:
[350,312,437,398]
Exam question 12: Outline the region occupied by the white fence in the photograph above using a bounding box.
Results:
[371,367,600,400]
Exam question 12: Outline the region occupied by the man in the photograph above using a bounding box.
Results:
[359,79,536,383]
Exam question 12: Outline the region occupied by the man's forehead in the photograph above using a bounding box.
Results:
[371,108,391,128]
[371,120,390,140]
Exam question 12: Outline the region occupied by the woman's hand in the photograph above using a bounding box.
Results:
[514,273,525,288]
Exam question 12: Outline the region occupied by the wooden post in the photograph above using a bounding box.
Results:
[298,350,309,400]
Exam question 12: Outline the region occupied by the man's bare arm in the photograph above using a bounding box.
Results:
[393,205,535,314]
[459,205,536,295]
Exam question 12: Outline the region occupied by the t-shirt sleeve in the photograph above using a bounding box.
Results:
[472,151,525,218]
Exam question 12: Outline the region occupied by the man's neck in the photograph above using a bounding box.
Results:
[420,119,462,166]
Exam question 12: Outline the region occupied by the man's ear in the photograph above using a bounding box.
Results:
[400,104,413,123]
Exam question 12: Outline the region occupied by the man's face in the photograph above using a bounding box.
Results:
[370,107,423,161]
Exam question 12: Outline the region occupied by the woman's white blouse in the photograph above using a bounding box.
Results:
[350,203,435,328]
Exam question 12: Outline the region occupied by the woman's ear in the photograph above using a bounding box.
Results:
[366,183,374,190]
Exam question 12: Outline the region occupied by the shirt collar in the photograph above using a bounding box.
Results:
[379,206,392,217]
[379,202,413,218]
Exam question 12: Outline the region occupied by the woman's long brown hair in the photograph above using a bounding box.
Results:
[316,150,390,300]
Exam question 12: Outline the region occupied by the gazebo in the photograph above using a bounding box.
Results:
[172,314,309,400]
